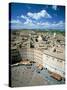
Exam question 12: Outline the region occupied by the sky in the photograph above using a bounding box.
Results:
[9,3,65,30]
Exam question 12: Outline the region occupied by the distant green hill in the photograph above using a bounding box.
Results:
[10,29,65,36]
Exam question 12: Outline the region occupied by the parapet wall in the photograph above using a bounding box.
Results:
[19,48,43,65]
[19,48,65,77]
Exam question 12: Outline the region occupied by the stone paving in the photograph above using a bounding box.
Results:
[11,64,65,87]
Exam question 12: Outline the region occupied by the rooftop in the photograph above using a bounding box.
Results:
[43,49,65,60]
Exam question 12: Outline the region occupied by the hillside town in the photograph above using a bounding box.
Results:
[10,30,65,87]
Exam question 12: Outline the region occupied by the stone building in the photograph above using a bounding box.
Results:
[11,46,21,64]
[18,47,65,78]
[11,30,65,78]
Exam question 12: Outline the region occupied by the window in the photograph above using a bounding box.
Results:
[60,60,62,63]
[57,59,59,62]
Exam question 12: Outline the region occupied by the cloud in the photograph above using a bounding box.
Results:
[27,10,52,20]
[52,5,57,10]
[49,21,65,29]
[51,21,64,27]
[10,18,64,30]
[10,19,22,24]
[24,18,33,25]
[36,22,49,27]
[20,14,34,26]
[21,15,28,20]
[35,21,65,29]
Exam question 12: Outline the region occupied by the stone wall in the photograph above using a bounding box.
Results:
[43,54,65,77]
[11,48,21,64]
[19,48,65,77]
